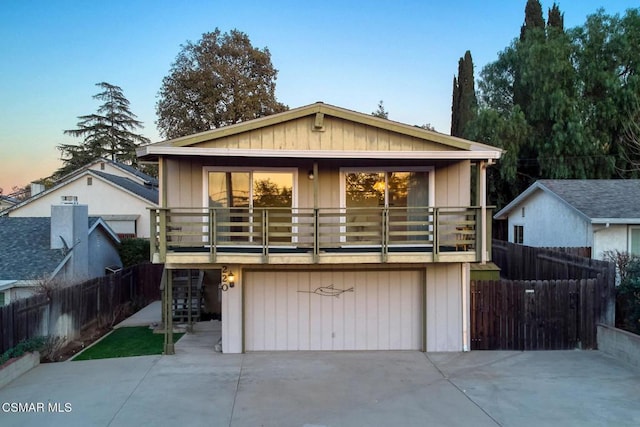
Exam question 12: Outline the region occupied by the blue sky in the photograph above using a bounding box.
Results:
[0,0,636,192]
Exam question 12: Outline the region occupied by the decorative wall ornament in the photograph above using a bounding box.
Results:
[298,284,354,298]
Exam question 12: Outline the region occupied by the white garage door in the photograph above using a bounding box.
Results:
[245,270,423,351]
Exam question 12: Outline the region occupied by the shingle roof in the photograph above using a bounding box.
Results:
[538,180,640,220]
[0,217,66,280]
[0,217,108,281]
[92,171,158,204]
[495,179,640,222]
[103,159,159,186]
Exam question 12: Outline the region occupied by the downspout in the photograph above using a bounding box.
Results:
[479,160,487,264]
[461,263,469,351]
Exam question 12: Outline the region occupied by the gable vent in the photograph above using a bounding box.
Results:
[60,196,78,205]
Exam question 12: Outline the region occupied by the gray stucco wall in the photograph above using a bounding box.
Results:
[508,190,592,248]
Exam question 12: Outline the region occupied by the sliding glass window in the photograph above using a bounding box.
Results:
[207,170,294,244]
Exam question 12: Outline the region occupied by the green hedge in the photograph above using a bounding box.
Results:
[118,238,150,267]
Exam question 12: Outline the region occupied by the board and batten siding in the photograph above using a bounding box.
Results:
[196,116,452,152]
[164,158,469,210]
[425,263,465,351]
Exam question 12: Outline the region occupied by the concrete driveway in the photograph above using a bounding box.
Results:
[0,334,639,426]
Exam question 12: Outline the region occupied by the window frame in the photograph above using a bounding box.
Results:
[629,226,640,256]
[339,167,435,210]
[339,167,435,245]
[202,167,299,245]
[513,224,524,245]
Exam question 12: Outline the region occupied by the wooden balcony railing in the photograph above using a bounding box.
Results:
[150,206,490,264]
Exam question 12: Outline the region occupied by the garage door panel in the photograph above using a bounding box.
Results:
[378,271,391,350]
[354,272,369,350]
[245,270,422,351]
[320,270,334,350]
[389,273,403,349]
[296,272,310,350]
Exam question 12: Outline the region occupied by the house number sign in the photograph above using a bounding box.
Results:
[220,265,230,291]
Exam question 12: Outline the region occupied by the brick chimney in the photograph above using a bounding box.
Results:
[50,197,89,280]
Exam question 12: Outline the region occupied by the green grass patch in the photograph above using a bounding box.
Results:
[73,327,184,361]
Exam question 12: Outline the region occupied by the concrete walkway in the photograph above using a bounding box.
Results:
[114,300,162,328]
[1,303,639,426]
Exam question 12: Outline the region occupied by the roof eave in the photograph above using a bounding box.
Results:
[591,218,640,225]
[137,146,502,161]
[89,217,122,244]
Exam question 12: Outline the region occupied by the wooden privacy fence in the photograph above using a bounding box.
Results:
[493,240,607,281]
[491,239,615,326]
[0,263,163,355]
[471,279,603,350]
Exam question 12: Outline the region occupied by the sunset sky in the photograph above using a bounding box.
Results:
[0,0,636,193]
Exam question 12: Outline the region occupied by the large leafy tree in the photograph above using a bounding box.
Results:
[56,82,150,177]
[572,9,640,178]
[156,28,287,139]
[451,50,477,137]
[468,4,640,208]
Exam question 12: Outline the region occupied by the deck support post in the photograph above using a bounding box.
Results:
[164,270,175,355]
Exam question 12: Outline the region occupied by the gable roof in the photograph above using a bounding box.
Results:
[1,169,158,216]
[137,102,502,161]
[103,159,158,186]
[494,179,640,224]
[0,216,119,281]
[56,158,158,187]
[92,171,158,204]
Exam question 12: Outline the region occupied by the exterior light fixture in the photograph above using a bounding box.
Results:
[228,272,235,288]
[308,170,314,180]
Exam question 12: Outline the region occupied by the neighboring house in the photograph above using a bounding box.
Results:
[1,159,158,238]
[0,201,122,306]
[0,195,18,212]
[137,102,502,354]
[494,179,640,260]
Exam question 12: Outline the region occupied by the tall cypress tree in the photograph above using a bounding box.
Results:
[514,0,546,115]
[547,3,564,31]
[451,51,477,137]
[520,0,545,40]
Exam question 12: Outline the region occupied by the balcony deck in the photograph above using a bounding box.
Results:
[150,206,488,266]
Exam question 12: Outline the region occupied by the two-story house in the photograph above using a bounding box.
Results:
[137,102,502,354]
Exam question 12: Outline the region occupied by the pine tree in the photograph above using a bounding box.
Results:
[371,100,389,119]
[57,82,150,177]
[451,51,477,137]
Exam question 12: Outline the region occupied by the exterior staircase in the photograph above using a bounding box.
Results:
[171,269,204,324]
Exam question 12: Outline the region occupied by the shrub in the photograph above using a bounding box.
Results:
[0,336,48,366]
[118,238,150,267]
[617,258,640,334]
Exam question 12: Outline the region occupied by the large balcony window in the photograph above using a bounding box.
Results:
[342,169,433,244]
[207,169,294,244]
